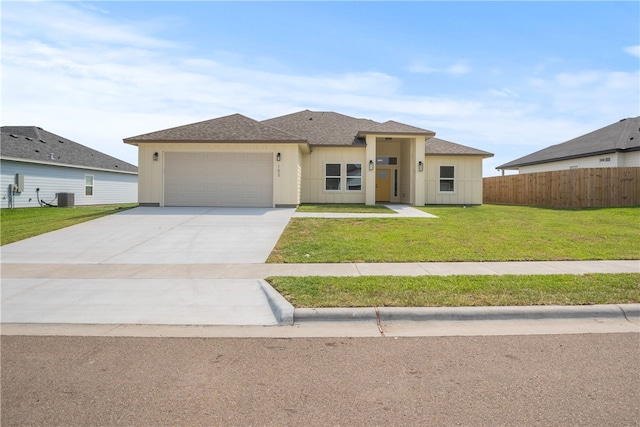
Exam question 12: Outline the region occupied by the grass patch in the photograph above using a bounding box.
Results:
[268,205,640,262]
[1,204,138,245]
[267,273,640,308]
[296,203,396,213]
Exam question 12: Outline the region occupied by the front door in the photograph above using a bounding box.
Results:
[376,169,390,202]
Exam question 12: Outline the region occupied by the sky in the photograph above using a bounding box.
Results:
[2,1,639,176]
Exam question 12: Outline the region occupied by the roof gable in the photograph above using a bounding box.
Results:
[124,113,304,143]
[426,137,493,157]
[498,116,640,169]
[359,120,435,136]
[1,126,137,173]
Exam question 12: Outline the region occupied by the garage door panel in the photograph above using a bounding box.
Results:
[165,152,273,207]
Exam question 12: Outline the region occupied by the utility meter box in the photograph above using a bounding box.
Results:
[57,193,75,207]
[15,174,24,192]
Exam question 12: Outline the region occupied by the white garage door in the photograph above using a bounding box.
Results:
[164,152,273,207]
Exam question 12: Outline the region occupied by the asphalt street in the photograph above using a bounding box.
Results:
[2,333,638,426]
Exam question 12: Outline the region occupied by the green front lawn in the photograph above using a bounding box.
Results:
[268,205,640,263]
[267,274,640,308]
[1,204,138,245]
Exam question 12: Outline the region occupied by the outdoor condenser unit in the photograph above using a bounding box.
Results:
[57,193,75,207]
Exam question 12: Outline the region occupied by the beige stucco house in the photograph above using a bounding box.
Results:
[124,110,493,207]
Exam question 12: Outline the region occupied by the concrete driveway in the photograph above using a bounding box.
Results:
[1,207,296,326]
[1,206,295,264]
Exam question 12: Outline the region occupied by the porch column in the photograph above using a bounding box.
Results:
[413,137,426,206]
[365,135,377,205]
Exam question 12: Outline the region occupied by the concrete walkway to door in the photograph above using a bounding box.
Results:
[293,204,437,218]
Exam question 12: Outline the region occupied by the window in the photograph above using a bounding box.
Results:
[85,175,94,196]
[376,156,398,165]
[325,163,341,191]
[346,163,362,191]
[439,166,455,192]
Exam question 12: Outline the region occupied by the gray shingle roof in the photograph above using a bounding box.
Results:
[122,109,490,157]
[359,120,436,136]
[497,116,640,169]
[263,110,435,146]
[1,126,138,173]
[124,113,305,143]
[426,137,493,157]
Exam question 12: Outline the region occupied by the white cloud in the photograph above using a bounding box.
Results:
[485,88,518,98]
[408,62,471,76]
[624,45,640,58]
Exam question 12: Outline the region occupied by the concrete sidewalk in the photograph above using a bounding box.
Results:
[3,259,637,279]
[2,260,638,331]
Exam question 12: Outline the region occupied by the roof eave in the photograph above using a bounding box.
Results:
[309,143,367,148]
[1,156,138,174]
[356,131,436,138]
[124,138,308,145]
[426,152,494,158]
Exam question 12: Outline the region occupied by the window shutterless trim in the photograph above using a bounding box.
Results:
[325,163,342,191]
[438,165,455,193]
[345,162,362,192]
[85,174,94,196]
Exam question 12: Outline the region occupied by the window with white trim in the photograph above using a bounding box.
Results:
[325,163,341,191]
[85,175,94,196]
[439,166,455,192]
[346,163,362,191]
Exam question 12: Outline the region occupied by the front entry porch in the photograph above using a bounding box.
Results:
[367,135,426,206]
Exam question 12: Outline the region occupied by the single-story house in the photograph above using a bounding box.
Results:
[1,126,138,209]
[124,110,493,208]
[496,116,640,174]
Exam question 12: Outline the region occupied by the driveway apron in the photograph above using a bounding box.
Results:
[1,207,296,325]
[1,206,295,264]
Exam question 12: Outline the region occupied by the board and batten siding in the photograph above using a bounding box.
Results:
[424,155,484,205]
[137,143,302,207]
[1,159,137,209]
[300,146,367,204]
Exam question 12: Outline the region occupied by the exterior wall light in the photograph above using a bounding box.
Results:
[276,152,281,161]
[418,161,424,172]
[153,152,159,161]
[369,160,374,170]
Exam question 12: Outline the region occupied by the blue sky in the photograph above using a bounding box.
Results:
[2,1,639,175]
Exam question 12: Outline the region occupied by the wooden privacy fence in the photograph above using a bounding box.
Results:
[483,167,640,208]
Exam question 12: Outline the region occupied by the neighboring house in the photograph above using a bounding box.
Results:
[1,126,138,209]
[124,110,493,208]
[496,116,640,174]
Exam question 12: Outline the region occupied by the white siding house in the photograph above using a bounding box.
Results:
[1,127,137,209]
[497,117,640,174]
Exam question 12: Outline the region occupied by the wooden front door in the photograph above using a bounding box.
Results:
[375,169,390,202]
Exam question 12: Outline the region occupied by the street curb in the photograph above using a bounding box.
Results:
[259,280,295,325]
[294,304,640,323]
